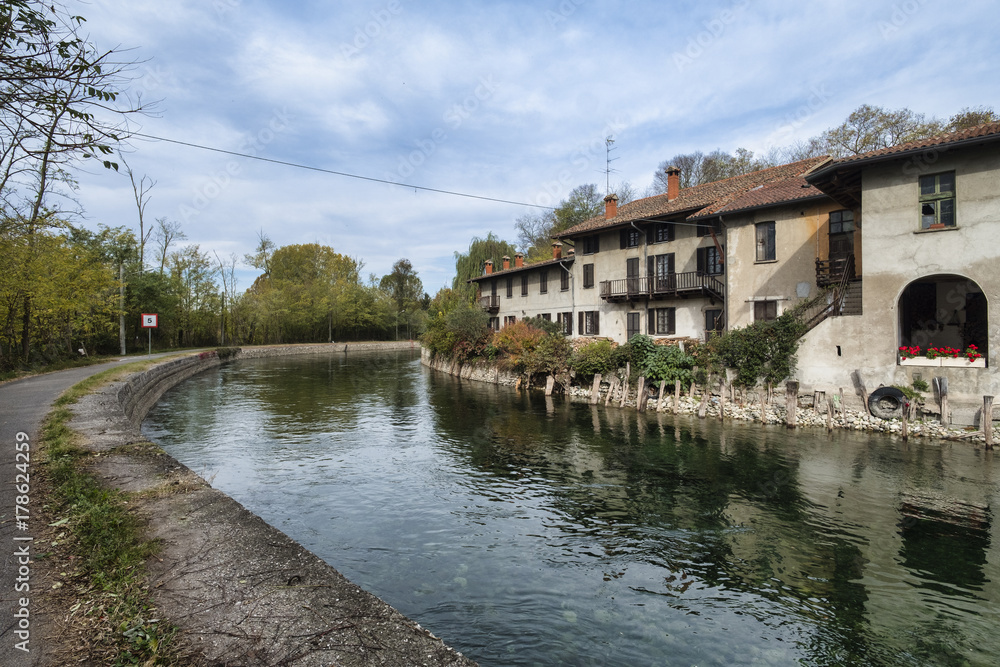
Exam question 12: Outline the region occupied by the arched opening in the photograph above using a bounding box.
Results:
[898,275,988,358]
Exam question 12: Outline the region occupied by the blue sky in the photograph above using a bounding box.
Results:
[73,0,1000,293]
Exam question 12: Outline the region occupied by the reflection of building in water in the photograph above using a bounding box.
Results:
[898,495,991,595]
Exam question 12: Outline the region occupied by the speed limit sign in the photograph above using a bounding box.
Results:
[141,313,158,328]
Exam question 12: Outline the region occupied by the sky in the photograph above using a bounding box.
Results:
[70,0,1000,294]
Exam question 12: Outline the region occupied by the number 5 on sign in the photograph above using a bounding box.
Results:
[141,313,158,355]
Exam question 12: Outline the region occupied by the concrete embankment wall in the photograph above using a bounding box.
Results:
[419,346,521,386]
[69,341,473,667]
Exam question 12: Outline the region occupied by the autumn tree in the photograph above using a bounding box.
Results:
[452,232,519,296]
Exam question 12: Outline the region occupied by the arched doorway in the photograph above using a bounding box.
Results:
[898,275,988,357]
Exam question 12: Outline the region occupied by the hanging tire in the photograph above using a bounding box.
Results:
[868,387,906,420]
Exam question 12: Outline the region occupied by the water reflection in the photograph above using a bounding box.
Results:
[143,352,1000,667]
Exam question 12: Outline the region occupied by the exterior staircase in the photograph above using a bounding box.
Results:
[840,280,863,316]
[796,254,862,335]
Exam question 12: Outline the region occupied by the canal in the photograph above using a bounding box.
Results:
[142,350,1000,666]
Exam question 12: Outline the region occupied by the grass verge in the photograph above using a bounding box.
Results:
[38,358,189,665]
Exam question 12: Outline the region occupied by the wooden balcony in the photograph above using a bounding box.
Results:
[478,295,500,313]
[600,272,725,303]
[816,256,855,288]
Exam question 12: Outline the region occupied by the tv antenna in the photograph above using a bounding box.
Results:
[605,135,620,196]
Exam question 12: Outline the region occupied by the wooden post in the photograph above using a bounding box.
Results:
[590,373,602,405]
[637,376,648,412]
[814,390,824,415]
[673,379,681,415]
[719,381,726,422]
[760,392,767,424]
[786,381,799,428]
[545,375,555,396]
[827,398,834,433]
[901,399,909,442]
[985,395,994,450]
[853,370,870,417]
[604,376,618,406]
[697,391,709,419]
[937,377,949,427]
[657,379,667,412]
[837,388,844,415]
[620,362,630,408]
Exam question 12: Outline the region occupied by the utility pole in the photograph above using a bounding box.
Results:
[119,263,126,355]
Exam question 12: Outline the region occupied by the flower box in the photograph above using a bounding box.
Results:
[899,357,986,368]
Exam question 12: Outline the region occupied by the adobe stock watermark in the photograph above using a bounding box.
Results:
[878,0,927,38]
[213,0,241,18]
[546,0,586,28]
[530,116,629,208]
[178,108,293,223]
[388,75,499,181]
[340,0,404,59]
[672,0,751,72]
[765,84,834,147]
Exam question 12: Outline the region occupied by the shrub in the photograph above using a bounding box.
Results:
[571,339,616,379]
[492,321,546,372]
[709,312,806,388]
[640,344,696,385]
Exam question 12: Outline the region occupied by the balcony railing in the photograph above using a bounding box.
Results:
[600,271,725,303]
[816,255,855,288]
[478,294,500,313]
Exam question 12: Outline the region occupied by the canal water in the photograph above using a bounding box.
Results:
[142,350,1000,666]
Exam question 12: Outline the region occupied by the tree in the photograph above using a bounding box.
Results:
[452,232,519,295]
[153,218,185,273]
[818,104,942,157]
[650,148,770,192]
[380,258,424,339]
[515,184,605,262]
[947,106,998,132]
[122,155,155,269]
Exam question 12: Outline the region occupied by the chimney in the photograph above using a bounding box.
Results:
[484,259,493,275]
[514,252,524,268]
[552,242,562,260]
[502,255,510,271]
[567,248,575,257]
[604,193,619,219]
[665,166,681,201]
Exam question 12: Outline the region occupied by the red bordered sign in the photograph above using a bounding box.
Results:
[141,313,158,328]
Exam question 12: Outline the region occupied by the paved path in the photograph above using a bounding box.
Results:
[0,356,170,666]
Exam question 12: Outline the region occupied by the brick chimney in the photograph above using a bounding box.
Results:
[566,248,575,257]
[484,259,493,275]
[604,193,619,219]
[502,255,510,271]
[514,252,524,268]
[665,166,681,201]
[552,242,562,260]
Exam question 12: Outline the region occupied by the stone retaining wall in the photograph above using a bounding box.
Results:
[420,347,521,386]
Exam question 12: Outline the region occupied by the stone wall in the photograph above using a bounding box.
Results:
[420,347,521,386]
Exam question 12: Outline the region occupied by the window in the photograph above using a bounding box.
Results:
[829,209,855,233]
[620,228,641,248]
[697,246,724,275]
[648,253,675,290]
[705,309,723,335]
[627,312,640,340]
[647,307,676,335]
[582,235,600,254]
[521,275,528,296]
[539,269,548,294]
[755,221,776,262]
[651,222,675,244]
[583,263,595,288]
[506,277,513,298]
[697,219,722,237]
[504,315,517,327]
[488,317,500,331]
[560,268,570,291]
[919,172,955,228]
[754,301,778,322]
[540,313,551,321]
[578,310,600,335]
[558,312,573,335]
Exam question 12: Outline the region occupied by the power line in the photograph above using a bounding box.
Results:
[131,132,556,210]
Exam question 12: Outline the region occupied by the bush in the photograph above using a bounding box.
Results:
[640,344,696,385]
[492,321,546,372]
[709,312,805,388]
[571,339,616,379]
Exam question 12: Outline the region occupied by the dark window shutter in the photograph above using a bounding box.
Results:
[647,309,655,334]
[593,235,600,253]
[667,253,675,274]
[668,308,676,335]
[697,247,705,274]
[620,229,627,249]
[594,312,599,335]
[578,311,584,335]
[647,256,654,277]
[669,223,675,242]
[566,313,573,335]
[646,225,654,245]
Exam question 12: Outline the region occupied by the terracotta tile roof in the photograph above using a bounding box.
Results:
[556,156,830,238]
[823,122,1000,167]
[691,177,827,218]
[468,255,573,282]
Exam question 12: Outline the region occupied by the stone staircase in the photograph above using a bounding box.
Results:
[840,280,863,315]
